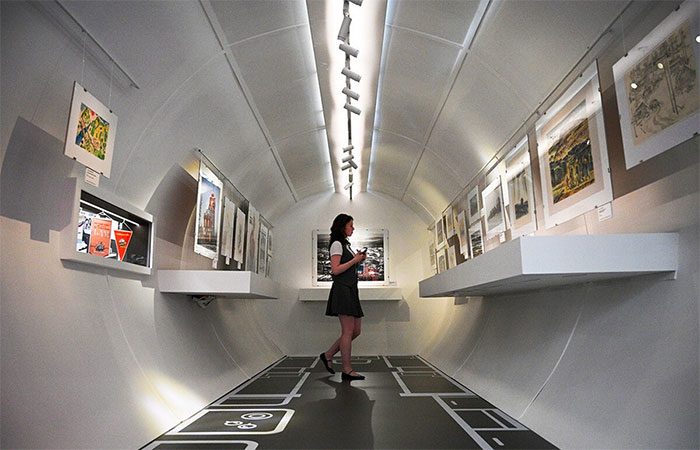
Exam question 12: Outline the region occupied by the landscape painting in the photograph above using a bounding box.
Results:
[547,118,594,204]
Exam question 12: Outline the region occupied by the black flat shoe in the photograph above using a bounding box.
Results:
[341,371,365,381]
[319,353,335,374]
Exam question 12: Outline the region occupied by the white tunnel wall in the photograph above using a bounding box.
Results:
[421,164,700,449]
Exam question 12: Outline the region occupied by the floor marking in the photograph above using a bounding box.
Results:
[492,437,505,447]
[433,396,494,450]
[143,440,258,450]
[450,400,458,406]
[166,409,294,436]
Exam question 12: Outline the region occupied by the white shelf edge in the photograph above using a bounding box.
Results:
[419,233,679,297]
[299,286,403,302]
[158,270,278,299]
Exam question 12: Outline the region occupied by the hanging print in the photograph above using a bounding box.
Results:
[613,1,700,168]
[88,217,112,257]
[64,82,118,177]
[194,162,223,260]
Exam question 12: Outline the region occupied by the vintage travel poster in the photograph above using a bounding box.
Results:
[194,163,223,260]
[469,223,483,258]
[613,1,700,169]
[64,82,118,177]
[233,207,246,265]
[88,217,112,257]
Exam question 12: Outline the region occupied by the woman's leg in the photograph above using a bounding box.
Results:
[325,317,361,359]
[338,314,356,373]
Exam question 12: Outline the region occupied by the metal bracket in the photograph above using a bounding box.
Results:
[193,295,216,308]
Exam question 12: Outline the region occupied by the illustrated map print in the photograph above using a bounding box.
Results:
[75,103,110,160]
[624,21,698,145]
[548,117,594,204]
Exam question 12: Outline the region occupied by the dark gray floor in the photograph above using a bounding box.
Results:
[143,356,557,449]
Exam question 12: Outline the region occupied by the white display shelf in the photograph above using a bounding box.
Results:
[420,233,679,297]
[299,286,403,302]
[158,270,278,299]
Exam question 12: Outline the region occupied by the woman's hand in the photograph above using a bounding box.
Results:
[353,251,367,263]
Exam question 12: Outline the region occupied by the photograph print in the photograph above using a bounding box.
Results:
[469,222,483,258]
[233,207,246,266]
[482,176,506,238]
[435,217,446,248]
[505,136,536,237]
[64,81,118,177]
[314,229,388,285]
[613,0,700,169]
[194,162,223,260]
[467,185,480,224]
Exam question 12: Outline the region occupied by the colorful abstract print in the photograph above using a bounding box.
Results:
[75,103,110,160]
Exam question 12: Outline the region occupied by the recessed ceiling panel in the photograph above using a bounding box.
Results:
[232,25,324,142]
[471,0,626,108]
[208,0,308,45]
[388,0,481,45]
[428,57,530,183]
[375,26,461,143]
[275,129,333,199]
[369,130,423,195]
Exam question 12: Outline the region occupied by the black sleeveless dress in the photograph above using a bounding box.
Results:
[325,240,364,318]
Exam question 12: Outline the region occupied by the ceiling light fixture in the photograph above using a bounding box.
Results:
[344,102,361,115]
[343,144,354,153]
[342,87,360,100]
[339,43,359,58]
[337,15,351,41]
[341,67,361,82]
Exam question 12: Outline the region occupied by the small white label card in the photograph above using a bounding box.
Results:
[85,167,100,187]
[597,202,613,222]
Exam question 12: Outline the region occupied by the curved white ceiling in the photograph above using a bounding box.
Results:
[59,0,627,223]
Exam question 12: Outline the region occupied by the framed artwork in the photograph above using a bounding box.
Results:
[258,224,268,276]
[221,197,235,263]
[456,210,469,257]
[429,241,437,269]
[444,206,456,238]
[469,222,483,257]
[505,136,536,237]
[245,205,258,271]
[467,186,480,224]
[64,82,118,178]
[482,176,506,239]
[267,230,273,256]
[535,61,612,229]
[194,162,223,260]
[313,229,389,285]
[233,207,246,265]
[447,245,457,269]
[435,217,446,249]
[437,250,447,274]
[613,1,699,169]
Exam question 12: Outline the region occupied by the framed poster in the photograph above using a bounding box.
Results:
[233,207,246,266]
[435,217,446,249]
[221,197,235,263]
[482,176,506,239]
[313,229,389,285]
[64,82,118,178]
[467,186,480,225]
[456,210,469,257]
[469,222,483,257]
[447,245,457,269]
[194,162,223,260]
[258,223,268,276]
[437,249,447,274]
[613,0,699,169]
[245,205,258,271]
[429,241,437,269]
[535,61,612,229]
[444,206,456,238]
[505,136,536,237]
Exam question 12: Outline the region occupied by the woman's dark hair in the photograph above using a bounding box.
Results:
[329,213,353,247]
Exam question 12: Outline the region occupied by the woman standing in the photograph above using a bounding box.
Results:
[319,213,367,381]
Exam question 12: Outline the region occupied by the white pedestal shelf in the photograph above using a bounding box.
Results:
[299,286,403,302]
[420,233,679,297]
[158,270,278,299]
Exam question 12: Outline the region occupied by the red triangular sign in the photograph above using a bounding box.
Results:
[114,229,133,261]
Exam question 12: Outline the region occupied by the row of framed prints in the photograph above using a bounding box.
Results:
[194,160,273,277]
[430,0,699,274]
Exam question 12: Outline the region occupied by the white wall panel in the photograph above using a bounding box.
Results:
[369,130,423,193]
[209,0,307,45]
[404,150,463,218]
[388,0,480,45]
